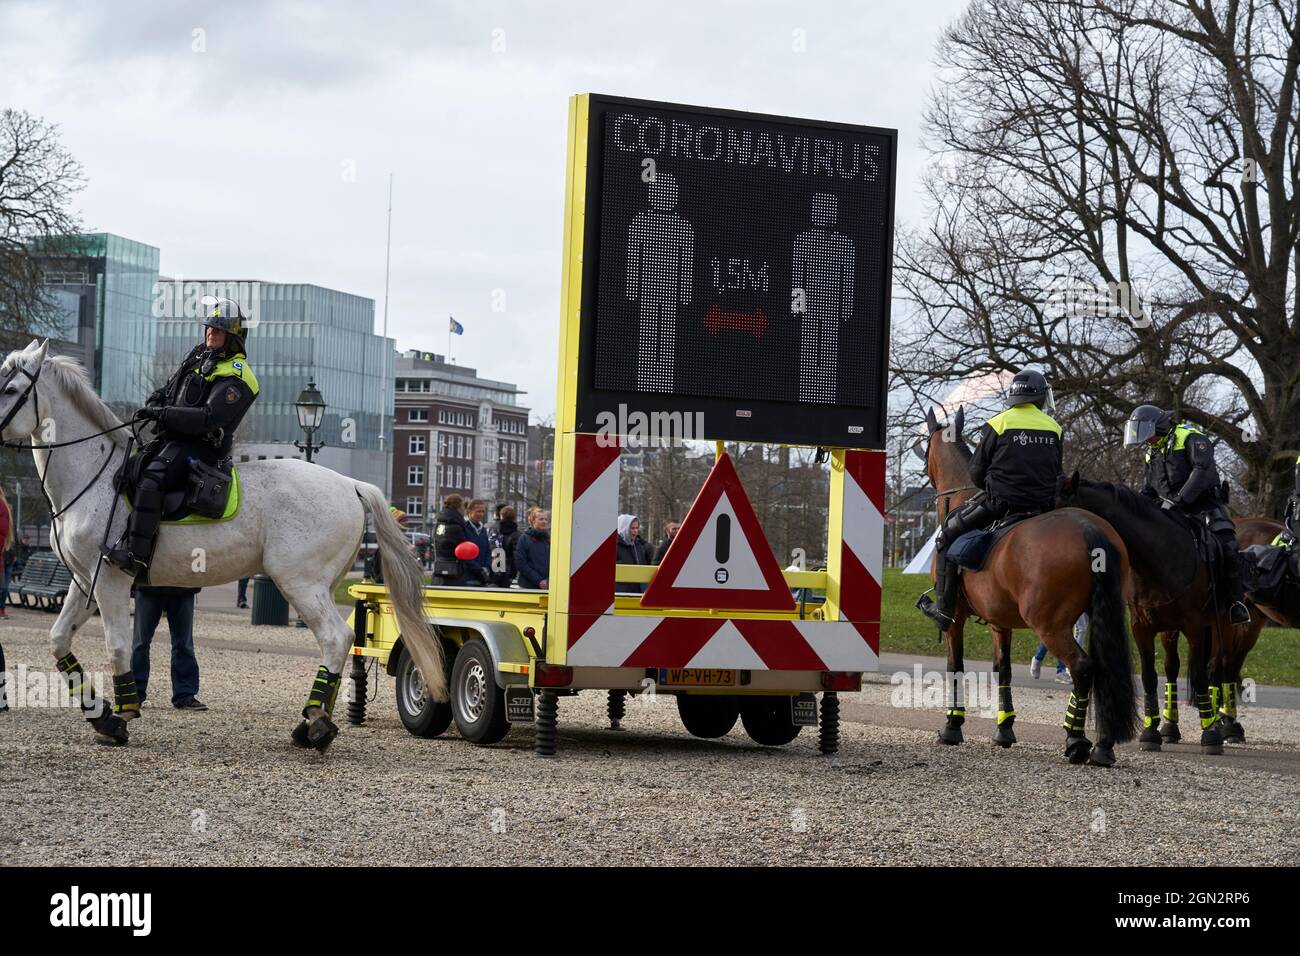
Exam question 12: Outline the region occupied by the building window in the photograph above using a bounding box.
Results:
[438,433,447,456]
[409,408,428,422]
[438,409,446,424]
[410,434,426,455]
[408,465,424,486]
[406,497,423,517]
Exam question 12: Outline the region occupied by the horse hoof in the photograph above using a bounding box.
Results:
[1200,728,1224,755]
[1158,720,1181,743]
[307,715,338,752]
[119,710,141,722]
[1138,727,1162,752]
[90,713,129,746]
[1219,719,1245,744]
[937,726,964,746]
[1088,742,1116,767]
[290,720,312,749]
[992,726,1016,748]
[1064,736,1092,764]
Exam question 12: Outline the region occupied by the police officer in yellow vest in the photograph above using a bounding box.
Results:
[1284,454,1300,538]
[1124,405,1250,625]
[102,298,259,575]
[918,369,1063,630]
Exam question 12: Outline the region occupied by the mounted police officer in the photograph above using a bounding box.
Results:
[1124,405,1250,625]
[102,298,259,575]
[918,369,1063,630]
[1284,455,1300,539]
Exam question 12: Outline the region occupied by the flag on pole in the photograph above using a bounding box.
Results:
[449,316,464,335]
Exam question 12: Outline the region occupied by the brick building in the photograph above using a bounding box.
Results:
[391,350,529,531]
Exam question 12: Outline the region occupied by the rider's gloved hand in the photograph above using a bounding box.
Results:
[138,404,165,423]
[1160,497,1178,510]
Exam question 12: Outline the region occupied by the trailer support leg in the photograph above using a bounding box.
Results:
[346,654,367,726]
[607,689,626,730]
[535,689,559,757]
[819,691,839,755]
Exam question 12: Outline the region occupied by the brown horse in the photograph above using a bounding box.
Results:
[1055,474,1233,754]
[921,407,1137,765]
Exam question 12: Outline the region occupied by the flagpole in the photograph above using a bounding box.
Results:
[381,173,394,501]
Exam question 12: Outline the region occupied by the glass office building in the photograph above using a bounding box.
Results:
[37,233,161,413]
[155,282,395,487]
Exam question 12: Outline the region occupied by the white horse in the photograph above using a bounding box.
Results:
[0,340,447,748]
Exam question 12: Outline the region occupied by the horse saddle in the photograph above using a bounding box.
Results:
[114,451,238,522]
[1241,542,1298,602]
[948,512,1036,571]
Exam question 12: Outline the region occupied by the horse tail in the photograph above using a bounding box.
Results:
[1082,521,1137,744]
[354,481,448,702]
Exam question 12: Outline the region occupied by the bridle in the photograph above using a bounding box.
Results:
[0,359,142,596]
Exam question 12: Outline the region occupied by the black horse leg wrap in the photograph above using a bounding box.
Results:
[303,665,342,719]
[56,653,107,719]
[113,672,141,716]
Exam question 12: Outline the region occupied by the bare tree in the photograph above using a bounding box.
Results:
[0,109,85,351]
[892,0,1300,515]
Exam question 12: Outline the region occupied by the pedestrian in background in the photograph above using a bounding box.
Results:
[236,577,250,610]
[0,486,12,619]
[464,498,493,586]
[432,493,471,585]
[491,504,520,587]
[653,519,680,565]
[616,514,650,593]
[516,508,551,590]
[132,585,207,710]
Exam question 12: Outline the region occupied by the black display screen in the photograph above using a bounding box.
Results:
[574,95,896,448]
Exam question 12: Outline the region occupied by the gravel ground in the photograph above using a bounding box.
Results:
[1,606,1298,866]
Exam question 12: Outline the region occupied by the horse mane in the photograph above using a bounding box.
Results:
[2,349,129,448]
[1075,477,1171,522]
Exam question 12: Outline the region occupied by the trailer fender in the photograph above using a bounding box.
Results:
[386,618,530,690]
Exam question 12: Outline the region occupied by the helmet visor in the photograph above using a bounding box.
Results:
[1124,419,1157,446]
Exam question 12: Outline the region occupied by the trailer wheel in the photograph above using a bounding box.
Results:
[676,694,739,739]
[740,696,802,746]
[451,638,510,745]
[394,645,452,738]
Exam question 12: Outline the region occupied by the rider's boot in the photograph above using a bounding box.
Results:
[102,480,162,576]
[1222,548,1251,626]
[916,556,958,630]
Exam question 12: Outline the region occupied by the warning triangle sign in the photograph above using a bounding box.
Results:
[641,453,796,611]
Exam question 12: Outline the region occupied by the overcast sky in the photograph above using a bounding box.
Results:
[1,0,967,419]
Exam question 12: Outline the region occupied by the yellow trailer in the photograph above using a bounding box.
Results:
[346,93,895,756]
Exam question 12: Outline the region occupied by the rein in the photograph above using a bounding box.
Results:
[1,361,146,598]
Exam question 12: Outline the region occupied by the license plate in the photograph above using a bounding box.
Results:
[657,668,736,687]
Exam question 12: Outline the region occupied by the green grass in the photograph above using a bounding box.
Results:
[880,567,1300,687]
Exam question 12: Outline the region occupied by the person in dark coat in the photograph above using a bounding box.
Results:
[616,514,651,594]
[433,494,472,586]
[515,509,551,590]
[463,498,493,586]
[490,505,520,587]
[652,520,680,565]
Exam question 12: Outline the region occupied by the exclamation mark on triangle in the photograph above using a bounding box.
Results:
[715,514,730,583]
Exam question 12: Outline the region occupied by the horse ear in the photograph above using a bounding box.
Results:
[954,405,965,437]
[31,340,48,367]
[924,406,939,434]
[1068,470,1080,494]
[912,439,927,463]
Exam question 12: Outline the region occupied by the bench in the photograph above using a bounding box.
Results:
[15,552,72,611]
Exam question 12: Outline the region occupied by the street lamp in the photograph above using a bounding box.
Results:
[294,381,326,463]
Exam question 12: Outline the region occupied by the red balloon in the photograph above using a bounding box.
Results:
[454,541,479,561]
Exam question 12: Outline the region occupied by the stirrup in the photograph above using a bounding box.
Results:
[1228,601,1251,625]
[915,592,954,629]
[100,544,144,576]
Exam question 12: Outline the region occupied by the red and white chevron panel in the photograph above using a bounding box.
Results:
[562,441,884,672]
[564,433,622,649]
[832,449,885,656]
